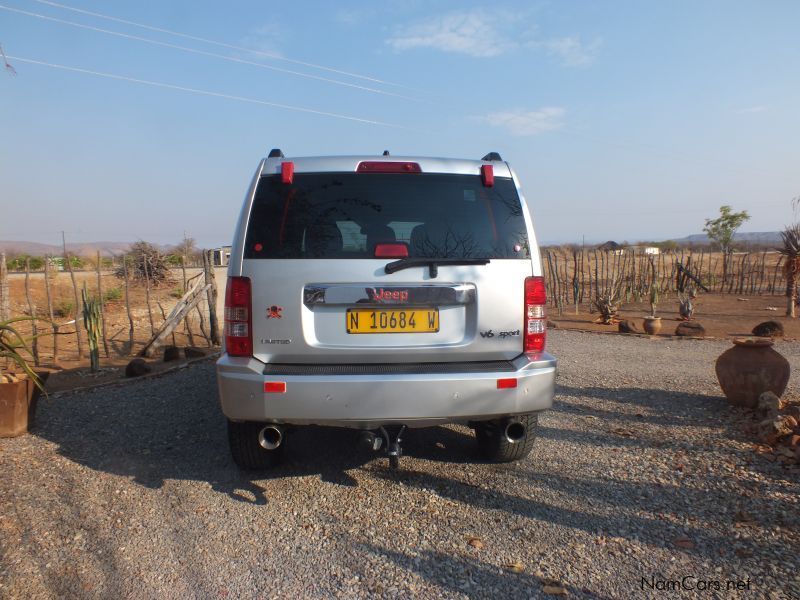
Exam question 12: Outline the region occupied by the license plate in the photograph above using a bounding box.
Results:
[346,308,439,334]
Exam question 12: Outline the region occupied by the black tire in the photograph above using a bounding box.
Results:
[475,413,538,462]
[389,454,400,470]
[227,420,284,470]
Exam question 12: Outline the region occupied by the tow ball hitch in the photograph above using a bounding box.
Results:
[360,426,407,469]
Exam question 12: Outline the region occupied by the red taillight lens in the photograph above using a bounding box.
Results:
[224,276,252,357]
[374,243,409,258]
[497,378,517,389]
[524,276,547,354]
[264,382,286,393]
[356,161,422,173]
[481,164,494,187]
[281,161,294,184]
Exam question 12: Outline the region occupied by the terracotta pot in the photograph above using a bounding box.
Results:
[643,317,662,335]
[715,338,791,408]
[0,378,35,438]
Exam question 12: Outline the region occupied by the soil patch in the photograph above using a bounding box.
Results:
[551,293,799,340]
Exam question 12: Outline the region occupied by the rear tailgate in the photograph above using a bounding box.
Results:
[235,162,539,365]
[242,259,532,364]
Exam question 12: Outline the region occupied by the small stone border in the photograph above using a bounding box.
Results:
[550,325,797,343]
[48,351,221,399]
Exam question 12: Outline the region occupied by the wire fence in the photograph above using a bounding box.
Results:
[542,248,786,315]
[0,250,221,369]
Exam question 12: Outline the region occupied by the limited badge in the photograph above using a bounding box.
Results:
[267,305,283,319]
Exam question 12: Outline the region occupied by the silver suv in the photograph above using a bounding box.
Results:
[216,150,556,468]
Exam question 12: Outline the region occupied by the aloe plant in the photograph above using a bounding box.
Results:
[779,224,800,318]
[1,317,46,391]
[82,283,101,372]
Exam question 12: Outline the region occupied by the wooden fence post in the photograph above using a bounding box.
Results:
[66,253,84,359]
[96,250,110,357]
[143,254,155,336]
[571,251,579,314]
[203,250,220,345]
[44,255,58,362]
[140,281,211,357]
[195,298,210,346]
[0,252,8,322]
[24,258,39,366]
[181,255,194,346]
[123,256,134,355]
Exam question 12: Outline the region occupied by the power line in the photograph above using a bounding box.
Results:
[27,0,410,89]
[7,55,410,128]
[0,4,418,100]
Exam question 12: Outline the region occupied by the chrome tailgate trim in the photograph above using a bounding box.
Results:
[303,283,476,306]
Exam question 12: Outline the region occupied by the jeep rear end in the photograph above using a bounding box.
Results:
[216,151,556,468]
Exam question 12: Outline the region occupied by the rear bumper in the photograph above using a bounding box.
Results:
[216,353,557,428]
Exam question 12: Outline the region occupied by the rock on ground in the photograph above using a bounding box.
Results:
[675,321,705,337]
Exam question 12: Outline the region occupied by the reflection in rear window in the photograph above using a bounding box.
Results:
[244,173,530,259]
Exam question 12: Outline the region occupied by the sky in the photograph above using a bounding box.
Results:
[1,0,799,249]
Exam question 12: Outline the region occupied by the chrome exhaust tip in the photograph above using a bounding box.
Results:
[258,425,284,450]
[504,420,526,444]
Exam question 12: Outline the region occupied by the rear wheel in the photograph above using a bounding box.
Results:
[475,413,538,462]
[227,420,284,469]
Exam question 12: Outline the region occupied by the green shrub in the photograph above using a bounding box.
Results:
[53,300,74,318]
[170,287,185,299]
[103,287,123,303]
[7,254,45,271]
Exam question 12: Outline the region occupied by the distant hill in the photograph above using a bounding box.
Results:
[538,230,784,248]
[675,231,782,245]
[0,241,171,257]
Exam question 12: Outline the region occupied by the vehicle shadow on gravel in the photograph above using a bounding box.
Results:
[554,384,755,441]
[251,425,483,486]
[31,366,488,503]
[399,425,486,464]
[556,384,728,426]
[374,469,740,563]
[29,367,372,503]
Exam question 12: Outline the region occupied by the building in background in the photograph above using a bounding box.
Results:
[212,246,231,267]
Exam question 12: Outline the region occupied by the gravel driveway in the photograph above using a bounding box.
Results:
[1,330,798,599]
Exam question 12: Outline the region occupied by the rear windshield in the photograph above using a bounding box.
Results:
[244,173,530,259]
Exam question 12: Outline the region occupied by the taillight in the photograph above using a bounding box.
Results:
[481,164,494,187]
[356,161,421,173]
[281,161,294,184]
[374,242,409,258]
[224,276,252,357]
[524,276,546,354]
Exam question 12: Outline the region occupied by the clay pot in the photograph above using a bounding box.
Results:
[642,317,662,335]
[0,373,47,437]
[715,338,791,408]
[0,378,35,438]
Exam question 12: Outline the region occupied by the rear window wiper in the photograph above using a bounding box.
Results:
[384,257,490,278]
